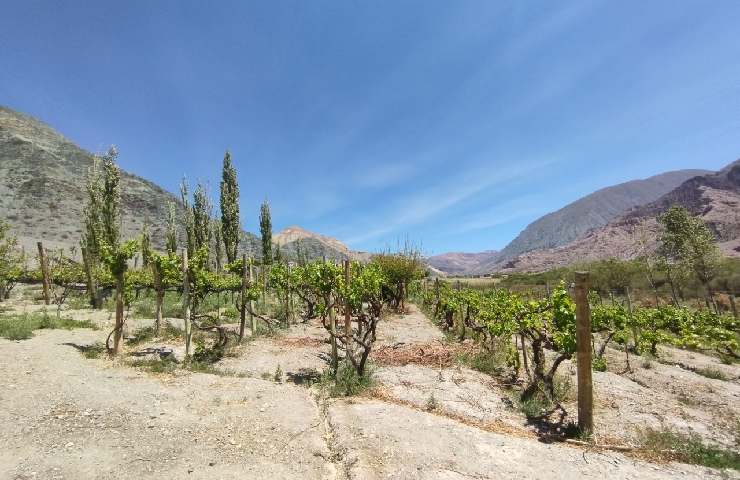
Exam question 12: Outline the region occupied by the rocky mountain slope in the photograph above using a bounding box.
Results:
[0,106,344,262]
[500,160,740,272]
[426,250,499,276]
[275,226,371,262]
[498,169,710,260]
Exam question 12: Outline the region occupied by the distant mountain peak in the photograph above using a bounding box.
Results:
[274,226,350,255]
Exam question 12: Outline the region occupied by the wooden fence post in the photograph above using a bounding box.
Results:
[248,260,257,335]
[329,304,338,372]
[574,271,594,435]
[239,253,248,342]
[37,241,50,305]
[182,249,192,357]
[344,260,353,365]
[729,294,738,320]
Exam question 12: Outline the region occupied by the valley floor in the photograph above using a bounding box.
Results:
[0,290,738,479]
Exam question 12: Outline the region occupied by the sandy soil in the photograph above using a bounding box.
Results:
[0,288,737,479]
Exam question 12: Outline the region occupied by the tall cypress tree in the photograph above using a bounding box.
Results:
[192,182,212,254]
[140,220,152,268]
[219,151,240,263]
[259,200,272,265]
[165,201,177,255]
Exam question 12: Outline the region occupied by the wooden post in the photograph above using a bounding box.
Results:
[625,287,633,371]
[329,303,338,372]
[239,253,248,342]
[37,242,51,305]
[112,271,125,355]
[153,264,163,335]
[286,263,293,325]
[574,271,594,435]
[344,260,353,365]
[248,260,257,335]
[182,249,192,357]
[730,294,738,320]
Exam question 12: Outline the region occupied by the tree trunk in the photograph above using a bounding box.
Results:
[249,261,257,335]
[182,249,192,357]
[343,260,353,365]
[329,301,338,372]
[574,271,594,434]
[112,272,125,355]
[37,242,50,306]
[239,254,248,342]
[666,267,680,307]
[155,288,163,335]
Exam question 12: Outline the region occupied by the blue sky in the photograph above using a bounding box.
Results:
[2,1,740,254]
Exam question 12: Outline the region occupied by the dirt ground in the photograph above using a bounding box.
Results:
[0,288,738,479]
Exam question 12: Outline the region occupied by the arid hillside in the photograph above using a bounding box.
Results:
[500,160,740,272]
[0,106,350,262]
[426,250,499,276]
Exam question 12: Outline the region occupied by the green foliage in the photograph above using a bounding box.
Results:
[0,219,21,296]
[694,366,728,381]
[126,323,182,345]
[638,427,740,470]
[165,201,178,254]
[192,183,212,257]
[457,349,509,376]
[371,246,425,311]
[130,357,179,375]
[659,205,721,291]
[140,220,152,268]
[321,363,374,397]
[219,150,240,264]
[592,356,607,372]
[259,200,272,264]
[212,219,223,270]
[425,393,439,411]
[0,311,96,340]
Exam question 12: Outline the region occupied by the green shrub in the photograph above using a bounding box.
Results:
[592,356,607,372]
[695,367,728,381]
[639,428,740,470]
[0,311,96,340]
[457,349,508,376]
[321,363,374,397]
[425,393,439,411]
[130,357,178,374]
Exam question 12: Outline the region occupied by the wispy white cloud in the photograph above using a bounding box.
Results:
[343,158,556,246]
[354,162,418,189]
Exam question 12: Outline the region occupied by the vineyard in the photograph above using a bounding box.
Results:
[0,150,739,479]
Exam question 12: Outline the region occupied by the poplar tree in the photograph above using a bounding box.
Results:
[97,147,138,355]
[259,200,272,265]
[180,179,195,258]
[81,157,103,308]
[213,219,223,271]
[165,201,178,255]
[219,151,240,263]
[192,182,212,255]
[658,206,721,310]
[140,220,152,268]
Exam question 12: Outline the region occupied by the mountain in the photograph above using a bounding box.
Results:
[499,160,740,272]
[275,226,350,257]
[0,106,344,263]
[426,251,499,276]
[274,226,372,262]
[497,169,711,261]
